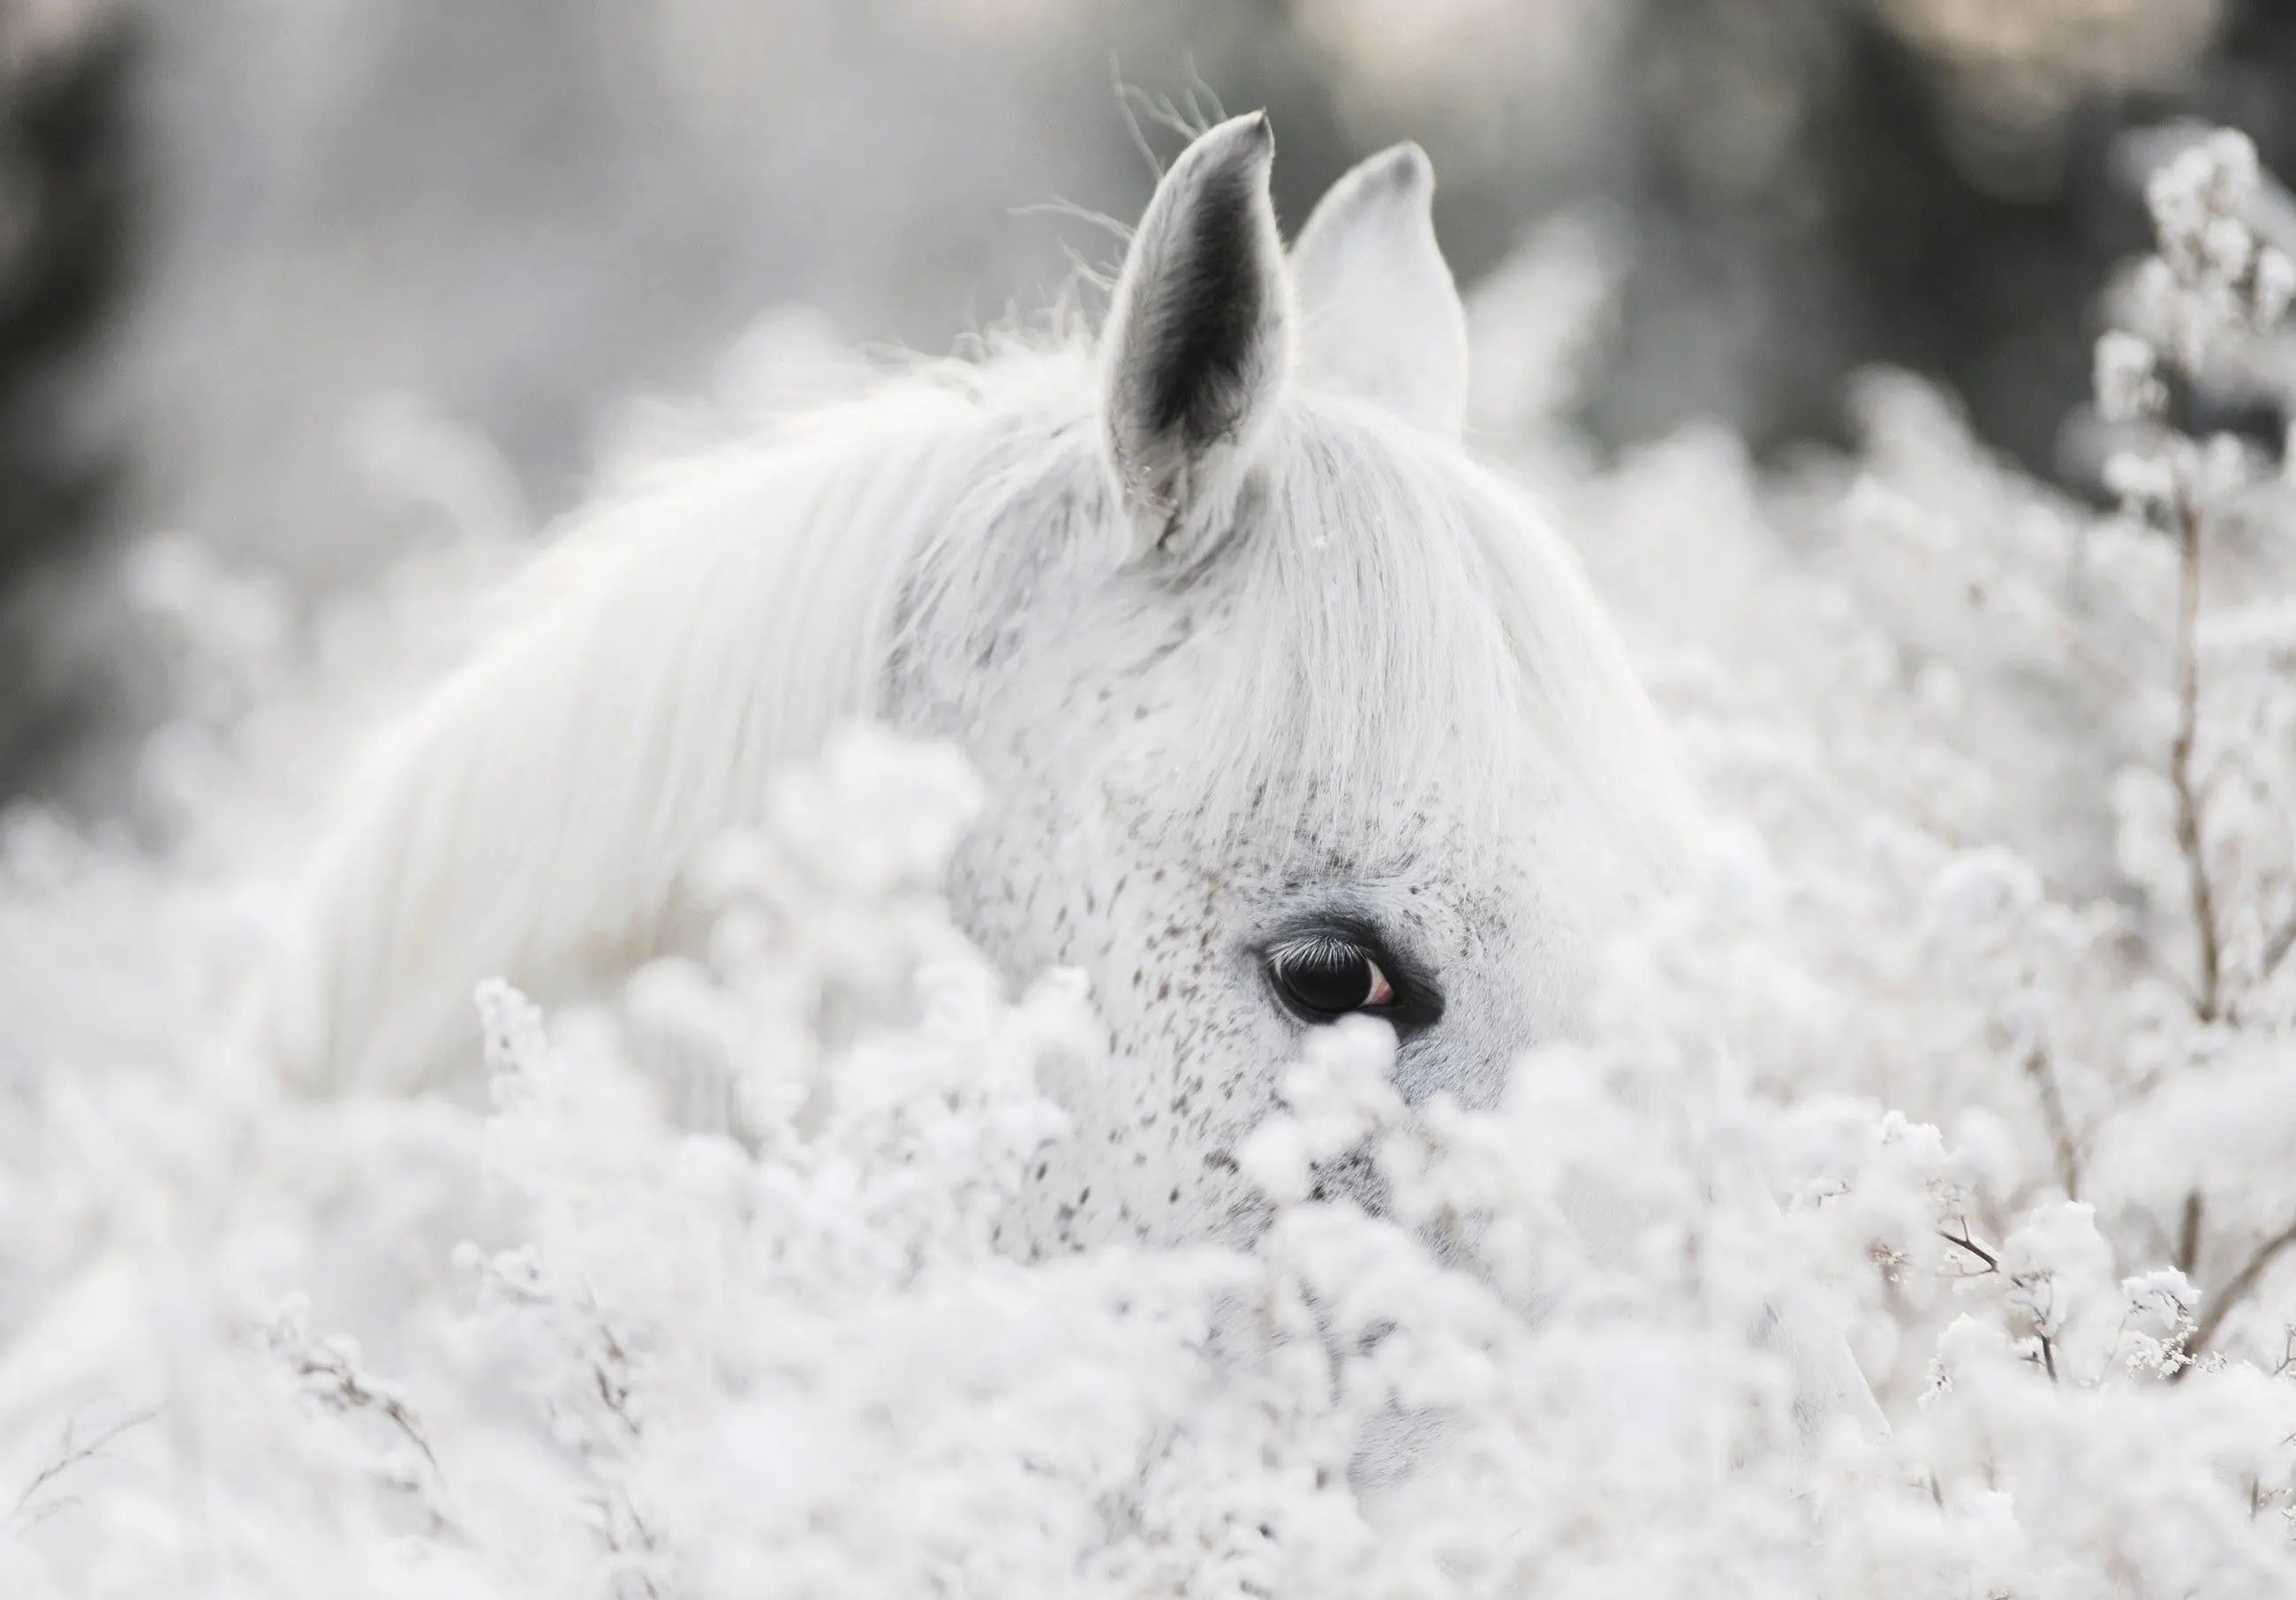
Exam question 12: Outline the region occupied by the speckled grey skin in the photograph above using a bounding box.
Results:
[905,509,1632,1258]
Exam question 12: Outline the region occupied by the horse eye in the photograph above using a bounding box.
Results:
[1265,934,1397,1023]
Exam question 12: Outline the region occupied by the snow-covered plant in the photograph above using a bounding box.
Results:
[0,726,1938,1597]
[11,117,2296,1600]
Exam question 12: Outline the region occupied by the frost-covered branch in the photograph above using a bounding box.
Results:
[2167,479,2223,1020]
[2021,1040,2085,1199]
[2260,909,2296,988]
[6,1408,155,1531]
[2177,1217,2296,1380]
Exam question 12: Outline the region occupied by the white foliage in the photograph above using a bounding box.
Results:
[8,121,2296,1600]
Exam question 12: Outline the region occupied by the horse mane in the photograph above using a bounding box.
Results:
[277,328,1691,1092]
[274,350,1028,1091]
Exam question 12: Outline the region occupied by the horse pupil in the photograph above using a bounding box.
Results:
[1278,940,1373,1016]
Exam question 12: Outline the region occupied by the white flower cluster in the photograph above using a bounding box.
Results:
[2098,131,2296,532]
[1551,123,2296,1598]
[7,122,2296,1600]
[2093,328,2164,427]
[2136,130,2296,369]
[0,727,1900,1597]
[8,702,2295,1594]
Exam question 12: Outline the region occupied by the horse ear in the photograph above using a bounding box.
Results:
[1101,111,1293,558]
[1289,143,1467,437]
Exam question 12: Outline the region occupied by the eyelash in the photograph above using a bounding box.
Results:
[1259,926,1442,1032]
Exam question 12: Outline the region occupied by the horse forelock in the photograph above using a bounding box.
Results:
[1198,396,1695,867]
[866,340,1696,872]
[518,329,1694,879]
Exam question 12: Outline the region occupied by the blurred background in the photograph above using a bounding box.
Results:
[4,0,2291,807]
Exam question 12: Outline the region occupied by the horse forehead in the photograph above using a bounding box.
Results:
[1189,812,1553,951]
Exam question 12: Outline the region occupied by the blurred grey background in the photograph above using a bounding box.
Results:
[3,0,2289,802]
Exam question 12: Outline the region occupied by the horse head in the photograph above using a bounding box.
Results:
[283,115,1693,1260]
[899,114,1694,1250]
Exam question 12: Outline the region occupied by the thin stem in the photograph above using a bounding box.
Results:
[2169,484,2223,1021]
[296,1355,440,1474]
[1939,1226,1999,1272]
[2262,911,2296,987]
[2178,1189,2205,1277]
[2172,1216,2296,1381]
[9,1408,155,1523]
[2023,1042,2083,1201]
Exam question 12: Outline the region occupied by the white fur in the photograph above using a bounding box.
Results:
[1290,142,1469,435]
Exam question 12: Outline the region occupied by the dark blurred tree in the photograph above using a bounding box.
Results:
[1813,1,2279,479]
[1583,0,2296,479]
[0,11,136,796]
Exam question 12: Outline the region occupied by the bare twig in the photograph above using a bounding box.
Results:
[2107,924,2207,1017]
[2179,1189,2206,1276]
[292,1353,439,1475]
[2169,485,2224,1021]
[2022,1042,2083,1201]
[2260,910,2296,988]
[2172,1215,2296,1381]
[8,1408,156,1525]
[1939,1226,1999,1272]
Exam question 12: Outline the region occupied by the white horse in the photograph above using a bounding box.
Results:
[281,114,1696,1253]
[276,113,1884,1437]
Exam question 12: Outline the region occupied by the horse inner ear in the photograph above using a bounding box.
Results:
[1289,142,1468,438]
[1099,111,1294,560]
